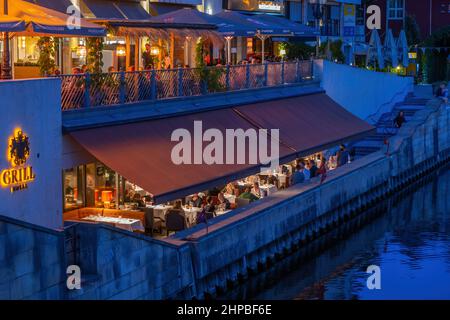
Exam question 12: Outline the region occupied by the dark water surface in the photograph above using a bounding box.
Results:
[223,165,450,300]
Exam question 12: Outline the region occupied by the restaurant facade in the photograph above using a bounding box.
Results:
[59,88,374,236]
[4,0,415,80]
[0,1,371,235]
[0,65,375,235]
[1,1,321,83]
[1,0,216,77]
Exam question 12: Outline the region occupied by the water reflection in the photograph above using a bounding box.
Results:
[221,165,450,300]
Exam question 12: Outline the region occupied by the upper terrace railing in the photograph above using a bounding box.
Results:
[59,60,314,111]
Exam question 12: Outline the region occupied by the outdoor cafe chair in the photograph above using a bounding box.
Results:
[165,210,186,236]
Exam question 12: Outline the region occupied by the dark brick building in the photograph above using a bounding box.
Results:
[368,0,449,40]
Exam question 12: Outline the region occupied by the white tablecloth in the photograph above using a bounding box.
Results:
[274,173,287,184]
[147,205,173,220]
[216,209,232,216]
[223,194,236,204]
[237,181,252,187]
[82,215,144,232]
[183,207,202,227]
[260,184,277,196]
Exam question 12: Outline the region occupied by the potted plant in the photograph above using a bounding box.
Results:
[13,60,41,79]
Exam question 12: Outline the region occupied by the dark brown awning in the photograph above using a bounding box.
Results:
[70,108,293,203]
[69,93,374,203]
[233,93,374,157]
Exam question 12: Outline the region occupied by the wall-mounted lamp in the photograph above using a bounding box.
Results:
[150,46,160,56]
[116,45,126,57]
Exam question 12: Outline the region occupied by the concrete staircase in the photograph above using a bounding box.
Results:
[350,89,431,159]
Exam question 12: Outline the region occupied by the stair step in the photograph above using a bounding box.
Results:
[353,145,381,150]
[402,99,429,105]
[353,95,430,159]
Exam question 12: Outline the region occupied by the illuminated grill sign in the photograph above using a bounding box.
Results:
[1,129,35,193]
[228,0,284,13]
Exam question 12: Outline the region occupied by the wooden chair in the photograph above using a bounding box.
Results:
[140,207,162,236]
[165,210,186,236]
[236,197,251,208]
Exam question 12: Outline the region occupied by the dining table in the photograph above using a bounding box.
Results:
[274,173,287,187]
[146,204,173,221]
[223,193,236,204]
[82,215,144,232]
[182,206,203,227]
[260,184,277,197]
[216,209,232,216]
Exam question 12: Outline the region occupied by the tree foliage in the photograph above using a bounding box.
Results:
[37,37,56,76]
[320,39,345,63]
[405,15,421,46]
[195,37,224,92]
[282,42,314,60]
[420,26,450,83]
[86,37,104,74]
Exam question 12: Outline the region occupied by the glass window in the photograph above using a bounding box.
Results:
[64,161,152,211]
[85,163,96,208]
[93,163,117,209]
[63,166,85,211]
[388,0,404,20]
[289,1,302,22]
[330,5,340,20]
[356,5,365,25]
[246,38,254,55]
[15,37,39,63]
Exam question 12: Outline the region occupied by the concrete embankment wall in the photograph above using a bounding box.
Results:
[321,61,414,123]
[0,218,196,299]
[0,100,448,300]
[0,216,65,299]
[64,223,195,300]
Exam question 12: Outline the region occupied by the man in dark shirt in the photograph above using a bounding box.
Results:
[309,160,318,178]
[142,43,153,70]
[337,144,349,167]
[189,194,203,208]
[436,83,448,104]
[394,111,406,128]
[203,196,216,217]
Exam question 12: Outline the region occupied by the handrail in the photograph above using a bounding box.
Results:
[58,60,314,111]
[365,82,413,125]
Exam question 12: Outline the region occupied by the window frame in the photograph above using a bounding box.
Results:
[387,0,404,20]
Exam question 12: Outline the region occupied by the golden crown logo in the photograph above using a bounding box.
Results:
[9,130,30,167]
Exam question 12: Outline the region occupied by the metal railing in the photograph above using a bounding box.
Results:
[59,60,314,111]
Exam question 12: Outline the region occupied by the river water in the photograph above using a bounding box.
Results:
[223,165,450,300]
